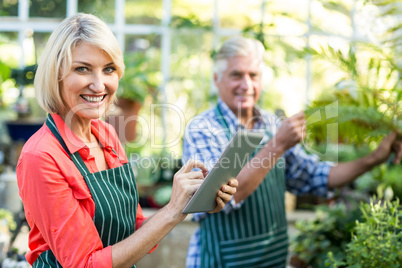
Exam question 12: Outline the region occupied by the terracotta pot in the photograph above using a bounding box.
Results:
[106,98,142,144]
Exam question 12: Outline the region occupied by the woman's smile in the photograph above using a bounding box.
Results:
[80,94,107,103]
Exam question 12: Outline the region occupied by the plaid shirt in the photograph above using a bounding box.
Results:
[182,99,332,268]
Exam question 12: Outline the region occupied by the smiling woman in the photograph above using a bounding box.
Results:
[15,13,238,268]
[59,44,119,130]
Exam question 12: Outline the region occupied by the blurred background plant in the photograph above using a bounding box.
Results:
[302,0,401,202]
[117,49,161,104]
[0,53,11,110]
[0,209,16,234]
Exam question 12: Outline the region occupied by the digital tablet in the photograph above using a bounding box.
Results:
[182,130,264,214]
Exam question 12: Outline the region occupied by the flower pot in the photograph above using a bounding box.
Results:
[106,98,142,144]
[5,119,44,142]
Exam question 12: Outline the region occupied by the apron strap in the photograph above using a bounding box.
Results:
[46,114,90,177]
[214,104,232,141]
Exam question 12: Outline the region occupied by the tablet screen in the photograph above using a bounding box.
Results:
[182,130,264,214]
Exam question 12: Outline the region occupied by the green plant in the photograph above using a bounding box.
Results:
[0,209,16,233]
[0,43,12,107]
[0,61,11,106]
[304,0,401,146]
[304,43,401,146]
[371,164,402,200]
[326,198,402,267]
[290,200,363,268]
[118,50,161,103]
[170,14,212,30]
[303,0,401,204]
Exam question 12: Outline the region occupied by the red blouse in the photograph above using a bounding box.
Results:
[17,114,149,267]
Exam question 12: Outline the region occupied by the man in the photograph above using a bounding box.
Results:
[182,36,402,268]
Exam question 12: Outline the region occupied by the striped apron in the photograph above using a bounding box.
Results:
[199,106,288,268]
[32,114,138,267]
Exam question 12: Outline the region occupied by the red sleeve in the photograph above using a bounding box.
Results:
[135,204,146,230]
[17,151,112,267]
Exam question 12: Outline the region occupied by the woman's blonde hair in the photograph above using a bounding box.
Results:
[34,13,125,113]
[213,36,265,81]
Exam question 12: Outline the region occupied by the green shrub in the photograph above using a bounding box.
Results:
[326,198,402,267]
[290,200,362,268]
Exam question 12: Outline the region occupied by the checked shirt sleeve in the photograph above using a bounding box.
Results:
[284,144,332,197]
[265,112,332,197]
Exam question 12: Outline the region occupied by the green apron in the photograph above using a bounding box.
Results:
[33,114,138,267]
[199,106,288,268]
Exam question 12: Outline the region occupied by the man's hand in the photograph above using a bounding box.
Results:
[372,132,402,165]
[274,111,306,152]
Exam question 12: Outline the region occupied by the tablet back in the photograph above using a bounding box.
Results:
[182,130,264,214]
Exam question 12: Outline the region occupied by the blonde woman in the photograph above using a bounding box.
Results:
[17,13,237,267]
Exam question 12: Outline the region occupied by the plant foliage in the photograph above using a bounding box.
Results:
[326,198,402,267]
[0,208,16,232]
[118,50,161,103]
[290,200,363,268]
[304,43,401,146]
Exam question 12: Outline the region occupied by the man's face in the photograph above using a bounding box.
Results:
[215,55,262,115]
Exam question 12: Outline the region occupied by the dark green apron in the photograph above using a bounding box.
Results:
[199,105,288,268]
[33,114,138,267]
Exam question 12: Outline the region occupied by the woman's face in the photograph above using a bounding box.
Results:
[59,42,119,121]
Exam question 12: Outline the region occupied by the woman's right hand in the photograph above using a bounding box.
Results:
[164,159,208,222]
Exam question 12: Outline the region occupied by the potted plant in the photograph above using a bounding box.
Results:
[106,50,160,144]
[3,64,46,144]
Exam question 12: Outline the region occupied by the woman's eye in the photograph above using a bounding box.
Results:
[105,66,117,73]
[75,66,88,73]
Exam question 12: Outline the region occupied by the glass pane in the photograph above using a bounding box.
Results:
[0,0,18,16]
[264,0,309,36]
[0,32,19,68]
[78,0,115,23]
[165,29,213,155]
[124,34,161,68]
[122,35,162,155]
[171,0,213,29]
[219,0,262,30]
[30,0,66,18]
[258,35,307,116]
[169,29,213,113]
[0,32,20,107]
[122,34,161,110]
[126,0,162,25]
[309,34,350,100]
[310,0,353,37]
[33,32,51,64]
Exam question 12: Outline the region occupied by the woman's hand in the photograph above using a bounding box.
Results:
[208,179,238,214]
[164,159,208,222]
